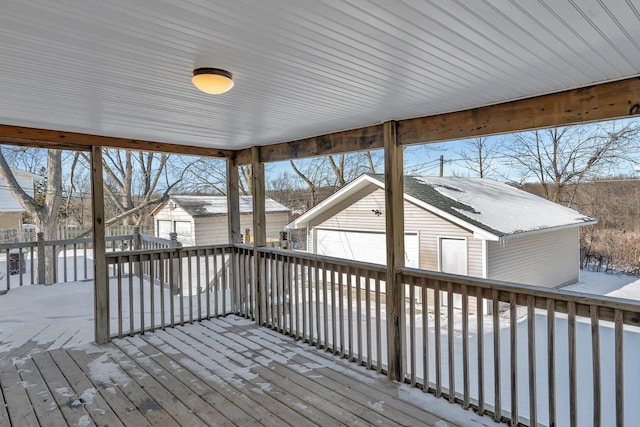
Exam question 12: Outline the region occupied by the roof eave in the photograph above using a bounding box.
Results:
[498,219,598,242]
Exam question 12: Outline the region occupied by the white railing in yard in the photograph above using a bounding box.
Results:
[105,243,640,427]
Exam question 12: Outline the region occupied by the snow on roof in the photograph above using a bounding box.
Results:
[407,176,595,237]
[164,195,290,218]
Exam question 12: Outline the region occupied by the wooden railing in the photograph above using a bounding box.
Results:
[105,244,234,337]
[253,247,389,372]
[0,233,138,290]
[103,244,640,426]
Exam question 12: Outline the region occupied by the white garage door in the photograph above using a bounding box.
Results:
[316,229,419,268]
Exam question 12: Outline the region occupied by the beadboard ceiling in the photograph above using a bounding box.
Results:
[1,0,639,150]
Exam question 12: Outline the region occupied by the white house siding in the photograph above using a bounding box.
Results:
[311,188,484,277]
[487,227,579,288]
[193,213,290,246]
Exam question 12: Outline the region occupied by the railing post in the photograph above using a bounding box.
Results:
[170,232,180,293]
[383,120,405,381]
[91,145,109,344]
[36,232,45,285]
[227,158,241,313]
[251,146,267,324]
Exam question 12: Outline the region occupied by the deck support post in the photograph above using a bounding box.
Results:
[227,159,241,313]
[251,146,267,324]
[384,120,405,381]
[91,145,109,344]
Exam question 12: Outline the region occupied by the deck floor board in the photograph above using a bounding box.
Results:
[0,315,491,426]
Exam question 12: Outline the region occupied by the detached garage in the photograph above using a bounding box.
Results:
[289,174,595,289]
[152,195,291,246]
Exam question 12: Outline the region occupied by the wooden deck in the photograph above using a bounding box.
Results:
[0,316,492,426]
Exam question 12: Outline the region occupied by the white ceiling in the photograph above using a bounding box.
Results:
[1,0,639,150]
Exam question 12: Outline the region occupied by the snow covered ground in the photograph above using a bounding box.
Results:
[565,270,640,300]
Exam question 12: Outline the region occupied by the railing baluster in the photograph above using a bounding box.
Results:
[179,251,184,326]
[5,248,9,290]
[339,264,345,358]
[294,257,300,339]
[315,261,321,349]
[30,246,34,284]
[140,253,145,334]
[476,287,484,416]
[196,249,202,321]
[590,305,600,427]
[447,281,455,403]
[149,253,155,332]
[410,281,416,386]
[73,243,77,281]
[188,250,193,323]
[356,269,362,363]
[332,267,338,354]
[376,276,381,372]
[169,251,175,327]
[365,272,372,368]
[302,260,307,343]
[510,292,517,427]
[308,263,314,345]
[129,256,134,336]
[205,249,211,318]
[527,296,537,427]
[63,244,67,282]
[323,262,329,351]
[547,299,556,427]
[347,267,353,360]
[53,244,57,283]
[286,255,292,334]
[615,309,624,427]
[434,280,441,397]
[568,301,576,427]
[493,289,501,422]
[117,255,123,339]
[462,284,469,410]
[83,244,87,280]
[422,279,428,392]
[159,252,165,329]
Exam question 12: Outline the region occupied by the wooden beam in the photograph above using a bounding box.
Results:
[226,159,241,244]
[235,124,384,165]
[0,124,234,158]
[398,77,640,145]
[383,120,405,381]
[251,146,266,325]
[91,146,109,344]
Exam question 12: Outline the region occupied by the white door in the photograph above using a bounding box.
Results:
[440,238,467,308]
[157,220,172,239]
[174,221,193,246]
[315,229,419,268]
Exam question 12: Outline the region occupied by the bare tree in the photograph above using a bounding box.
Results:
[0,148,62,283]
[503,121,640,203]
[456,137,499,178]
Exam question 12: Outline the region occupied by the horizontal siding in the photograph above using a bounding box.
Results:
[314,188,484,277]
[194,213,290,246]
[487,228,579,287]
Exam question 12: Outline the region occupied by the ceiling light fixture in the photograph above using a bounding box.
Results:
[192,68,234,94]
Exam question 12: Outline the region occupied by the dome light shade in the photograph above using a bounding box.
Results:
[192,68,234,94]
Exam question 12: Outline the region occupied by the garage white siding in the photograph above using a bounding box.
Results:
[313,188,484,277]
[193,212,290,246]
[487,227,579,287]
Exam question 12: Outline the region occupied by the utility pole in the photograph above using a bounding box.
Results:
[439,155,444,177]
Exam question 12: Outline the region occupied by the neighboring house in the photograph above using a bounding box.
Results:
[289,174,595,290]
[0,169,40,231]
[151,195,291,246]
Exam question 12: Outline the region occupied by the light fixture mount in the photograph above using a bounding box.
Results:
[192,68,234,94]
